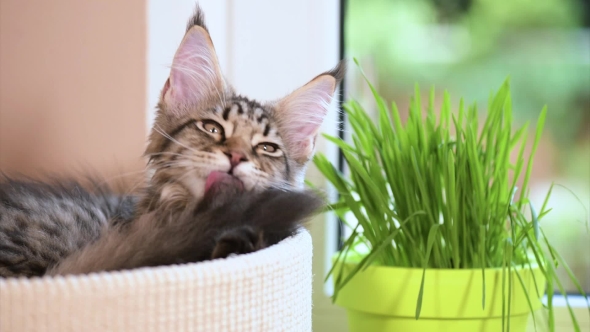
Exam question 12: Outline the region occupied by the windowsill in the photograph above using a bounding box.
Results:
[313,293,589,332]
[546,294,589,308]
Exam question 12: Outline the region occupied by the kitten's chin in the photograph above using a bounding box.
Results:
[200,171,245,208]
[205,171,244,195]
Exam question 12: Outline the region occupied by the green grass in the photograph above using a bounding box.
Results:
[313,61,589,331]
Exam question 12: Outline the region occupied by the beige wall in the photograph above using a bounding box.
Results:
[0,0,147,182]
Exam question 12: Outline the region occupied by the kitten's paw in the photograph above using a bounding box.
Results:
[211,226,265,259]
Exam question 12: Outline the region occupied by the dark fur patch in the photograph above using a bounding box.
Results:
[186,4,208,32]
[222,106,232,120]
[257,114,268,124]
[211,226,264,259]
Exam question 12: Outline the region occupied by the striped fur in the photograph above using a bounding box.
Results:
[0,178,136,277]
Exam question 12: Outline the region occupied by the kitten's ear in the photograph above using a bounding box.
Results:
[162,6,224,114]
[276,61,346,163]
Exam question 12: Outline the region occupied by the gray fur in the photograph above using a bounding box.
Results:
[0,178,136,277]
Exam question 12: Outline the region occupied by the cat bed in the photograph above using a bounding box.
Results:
[0,229,312,332]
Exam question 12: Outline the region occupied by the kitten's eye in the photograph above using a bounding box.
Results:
[196,120,224,139]
[203,121,222,134]
[256,142,281,156]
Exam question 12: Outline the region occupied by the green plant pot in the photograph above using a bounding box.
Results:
[333,257,545,332]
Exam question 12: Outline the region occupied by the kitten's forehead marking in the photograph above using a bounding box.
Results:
[206,106,234,138]
[253,107,266,122]
[219,99,279,140]
[238,101,248,118]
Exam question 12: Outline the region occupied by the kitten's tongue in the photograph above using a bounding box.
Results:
[205,171,244,194]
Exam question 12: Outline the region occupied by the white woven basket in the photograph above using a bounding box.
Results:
[0,229,312,332]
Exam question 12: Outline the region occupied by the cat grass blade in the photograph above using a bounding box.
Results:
[512,263,538,332]
[325,223,360,282]
[518,106,547,209]
[415,224,440,320]
[480,225,486,309]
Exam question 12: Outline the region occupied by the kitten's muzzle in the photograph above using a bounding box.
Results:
[224,151,248,173]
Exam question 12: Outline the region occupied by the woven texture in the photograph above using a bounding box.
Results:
[0,229,312,332]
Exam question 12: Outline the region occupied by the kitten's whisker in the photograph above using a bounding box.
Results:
[146,152,188,159]
[156,161,209,170]
[147,151,217,159]
[153,126,201,155]
[162,155,217,166]
[249,170,294,192]
[268,182,294,192]
[185,153,220,162]
[171,167,201,185]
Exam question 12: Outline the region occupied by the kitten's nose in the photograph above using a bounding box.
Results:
[225,151,248,168]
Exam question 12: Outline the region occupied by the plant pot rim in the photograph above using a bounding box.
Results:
[332,255,546,319]
[333,251,541,273]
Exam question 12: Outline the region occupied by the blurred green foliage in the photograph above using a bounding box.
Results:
[346,0,589,178]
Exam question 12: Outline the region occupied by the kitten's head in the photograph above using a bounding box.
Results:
[145,5,344,204]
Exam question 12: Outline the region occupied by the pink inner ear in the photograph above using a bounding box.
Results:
[279,75,336,159]
[164,26,222,107]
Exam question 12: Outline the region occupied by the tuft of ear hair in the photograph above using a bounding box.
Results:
[185,4,208,33]
[275,60,347,163]
[316,59,347,87]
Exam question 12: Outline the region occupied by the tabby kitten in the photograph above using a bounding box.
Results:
[0,5,344,278]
